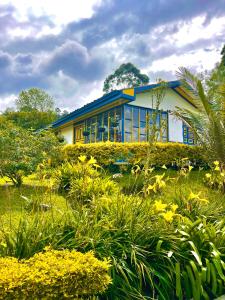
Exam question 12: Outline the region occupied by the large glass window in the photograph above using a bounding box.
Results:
[124,105,132,142]
[124,104,168,143]
[83,106,122,143]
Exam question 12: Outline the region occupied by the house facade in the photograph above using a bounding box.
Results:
[52,81,196,145]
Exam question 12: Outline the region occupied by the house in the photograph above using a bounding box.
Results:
[52,80,196,145]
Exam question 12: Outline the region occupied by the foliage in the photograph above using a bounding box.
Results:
[103,63,149,93]
[0,248,111,299]
[4,110,57,130]
[69,176,118,207]
[53,158,99,192]
[16,88,54,112]
[0,168,225,299]
[53,156,118,206]
[62,142,205,169]
[0,117,61,186]
[204,161,225,193]
[174,67,225,166]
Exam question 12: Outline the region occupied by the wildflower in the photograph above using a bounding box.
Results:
[205,173,211,178]
[88,156,97,165]
[213,161,220,166]
[161,164,167,170]
[147,184,156,193]
[221,173,225,177]
[214,166,220,171]
[161,210,175,222]
[188,166,193,172]
[188,191,201,200]
[78,155,86,162]
[171,204,178,212]
[154,200,167,212]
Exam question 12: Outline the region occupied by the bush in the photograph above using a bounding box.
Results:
[69,176,119,206]
[62,142,206,169]
[0,248,111,299]
[53,160,99,192]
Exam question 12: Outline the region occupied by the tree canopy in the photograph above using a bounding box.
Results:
[103,63,149,94]
[16,88,54,112]
[220,44,225,66]
[0,116,61,186]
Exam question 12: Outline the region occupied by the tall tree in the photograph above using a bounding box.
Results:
[4,110,57,131]
[103,63,149,94]
[16,88,54,112]
[0,116,61,186]
[4,88,58,130]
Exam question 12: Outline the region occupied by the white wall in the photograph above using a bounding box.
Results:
[130,88,196,112]
[60,125,74,144]
[129,88,197,143]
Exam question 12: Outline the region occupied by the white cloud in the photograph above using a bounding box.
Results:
[1,0,102,25]
[0,94,16,112]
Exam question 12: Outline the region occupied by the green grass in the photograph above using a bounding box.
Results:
[0,176,70,232]
[0,170,225,299]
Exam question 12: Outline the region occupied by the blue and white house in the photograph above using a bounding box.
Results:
[52,81,196,145]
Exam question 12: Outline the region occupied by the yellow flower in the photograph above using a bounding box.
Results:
[205,173,211,178]
[161,164,167,170]
[188,191,201,200]
[171,204,178,212]
[221,173,225,177]
[154,200,167,212]
[214,166,220,171]
[161,210,175,222]
[88,156,97,165]
[78,155,86,162]
[188,166,193,172]
[213,161,220,166]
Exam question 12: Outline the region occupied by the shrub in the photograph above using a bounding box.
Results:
[62,142,206,169]
[69,176,119,206]
[204,161,225,193]
[0,248,111,299]
[53,159,99,192]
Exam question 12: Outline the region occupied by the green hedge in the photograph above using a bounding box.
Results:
[0,248,111,299]
[62,142,206,167]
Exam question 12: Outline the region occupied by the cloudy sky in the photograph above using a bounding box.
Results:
[0,0,224,112]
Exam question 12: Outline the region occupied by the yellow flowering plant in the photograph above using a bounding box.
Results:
[204,161,225,193]
[0,248,111,299]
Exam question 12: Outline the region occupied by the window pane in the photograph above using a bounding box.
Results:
[133,107,139,127]
[125,119,132,132]
[140,134,146,142]
[125,105,132,119]
[140,108,146,122]
[125,132,132,142]
[140,122,146,135]
[103,112,109,141]
[133,127,138,142]
[115,107,122,142]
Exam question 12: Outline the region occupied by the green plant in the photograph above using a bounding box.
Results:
[0,248,111,299]
[68,176,119,206]
[53,157,99,192]
[204,161,225,193]
[174,67,225,167]
[62,142,205,169]
[0,116,61,186]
